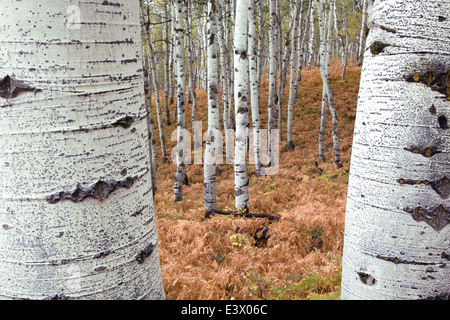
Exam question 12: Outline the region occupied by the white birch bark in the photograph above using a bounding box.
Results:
[233,0,250,212]
[248,0,264,177]
[316,0,343,168]
[267,0,277,167]
[307,0,315,70]
[339,0,349,80]
[204,0,221,210]
[141,5,167,163]
[342,0,450,300]
[186,1,198,152]
[0,0,164,300]
[163,1,172,125]
[357,0,369,66]
[217,0,233,165]
[173,0,187,202]
[287,0,302,150]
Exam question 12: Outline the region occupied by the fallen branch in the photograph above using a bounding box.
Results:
[205,208,281,221]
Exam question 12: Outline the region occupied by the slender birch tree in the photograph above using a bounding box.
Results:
[342,0,450,300]
[204,0,221,210]
[234,0,250,212]
[0,0,164,300]
[287,0,302,150]
[267,0,278,168]
[316,0,343,168]
[163,1,172,125]
[357,0,369,66]
[217,0,233,165]
[173,0,187,202]
[141,4,167,164]
[248,0,264,176]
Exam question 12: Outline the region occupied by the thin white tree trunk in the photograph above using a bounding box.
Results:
[248,0,264,177]
[173,0,187,202]
[234,0,250,212]
[342,0,450,300]
[0,0,164,300]
[267,0,277,167]
[340,0,349,80]
[357,0,369,66]
[316,0,343,168]
[186,1,198,153]
[307,0,315,70]
[141,5,167,164]
[163,1,172,125]
[204,0,221,210]
[287,0,302,150]
[217,0,233,165]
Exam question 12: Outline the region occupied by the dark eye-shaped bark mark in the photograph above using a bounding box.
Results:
[370,41,390,55]
[112,115,134,129]
[405,70,450,100]
[0,75,42,101]
[404,145,441,158]
[357,272,377,286]
[46,176,137,204]
[398,176,450,199]
[404,205,450,231]
[135,243,156,264]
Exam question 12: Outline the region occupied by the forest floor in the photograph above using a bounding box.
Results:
[151,60,361,300]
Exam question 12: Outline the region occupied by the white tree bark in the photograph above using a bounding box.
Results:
[141,4,167,164]
[267,0,277,167]
[316,0,343,168]
[233,0,250,212]
[173,0,187,202]
[287,0,302,150]
[357,0,369,66]
[342,0,450,300]
[163,1,172,125]
[248,0,264,177]
[0,0,164,300]
[217,0,233,165]
[204,0,221,210]
[307,0,315,70]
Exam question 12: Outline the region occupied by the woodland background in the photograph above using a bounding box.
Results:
[141,0,367,299]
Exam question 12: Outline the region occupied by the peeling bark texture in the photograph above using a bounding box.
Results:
[342,0,450,300]
[0,0,164,300]
[233,0,249,212]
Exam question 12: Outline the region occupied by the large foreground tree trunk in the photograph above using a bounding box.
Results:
[341,0,450,300]
[0,0,164,300]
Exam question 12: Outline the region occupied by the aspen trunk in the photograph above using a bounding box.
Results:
[342,0,450,300]
[287,0,302,150]
[141,5,167,163]
[249,0,264,176]
[0,0,164,300]
[204,0,221,210]
[233,0,250,212]
[173,0,187,202]
[267,0,277,167]
[316,0,343,168]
